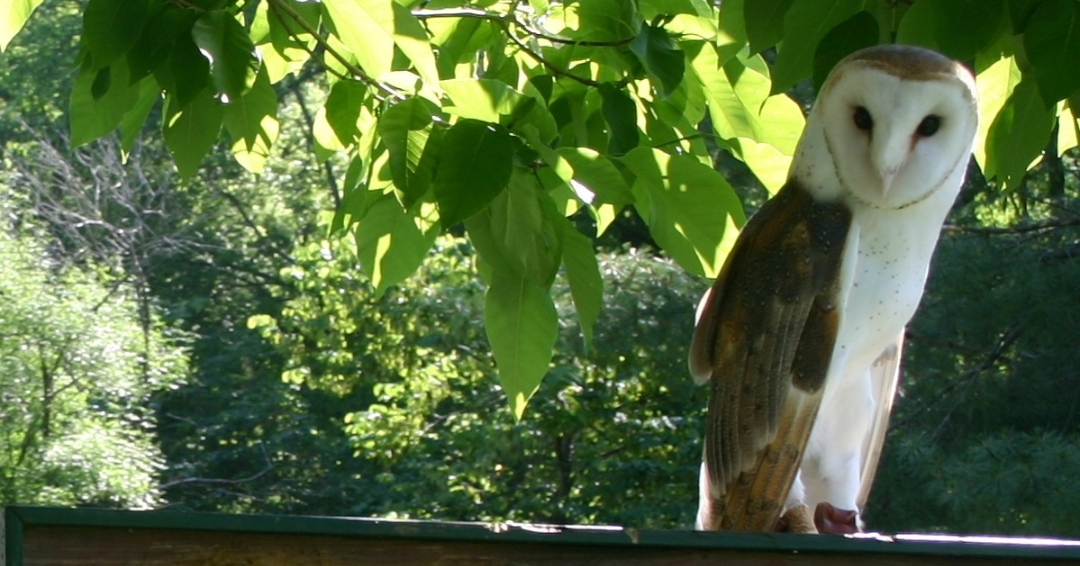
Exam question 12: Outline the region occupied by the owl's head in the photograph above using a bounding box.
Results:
[795,45,978,210]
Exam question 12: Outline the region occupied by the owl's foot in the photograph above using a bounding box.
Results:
[813,502,860,534]
[775,504,817,533]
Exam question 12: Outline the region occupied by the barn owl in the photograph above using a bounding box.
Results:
[689,45,978,532]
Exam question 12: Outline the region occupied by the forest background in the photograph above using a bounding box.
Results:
[2,0,1080,537]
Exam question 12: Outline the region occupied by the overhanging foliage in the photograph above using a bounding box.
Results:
[3,0,1079,417]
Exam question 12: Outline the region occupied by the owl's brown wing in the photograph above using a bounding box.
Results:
[856,333,904,513]
[690,181,852,532]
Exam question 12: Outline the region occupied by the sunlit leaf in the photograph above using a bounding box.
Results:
[354,194,439,297]
[556,147,633,206]
[323,0,440,88]
[563,0,640,42]
[378,97,439,208]
[690,44,803,181]
[442,78,524,121]
[622,147,744,277]
[223,67,279,174]
[973,52,1021,173]
[485,269,558,420]
[0,0,44,50]
[985,78,1056,191]
[1058,104,1080,156]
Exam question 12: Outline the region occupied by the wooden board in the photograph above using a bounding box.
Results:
[6,506,1080,565]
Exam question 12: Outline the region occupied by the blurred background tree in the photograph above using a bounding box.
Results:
[0,0,1079,539]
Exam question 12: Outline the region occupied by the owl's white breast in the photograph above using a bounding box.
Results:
[829,180,957,384]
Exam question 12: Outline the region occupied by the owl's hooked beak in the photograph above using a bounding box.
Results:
[870,134,908,196]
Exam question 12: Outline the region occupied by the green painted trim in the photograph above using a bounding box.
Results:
[5,506,1080,562]
[3,507,25,566]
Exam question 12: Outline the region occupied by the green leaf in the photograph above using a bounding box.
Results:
[354,194,439,297]
[465,170,564,287]
[812,11,877,92]
[323,0,440,89]
[119,76,161,154]
[223,67,279,174]
[163,89,224,178]
[440,78,521,122]
[433,119,514,227]
[569,0,640,42]
[82,0,150,69]
[629,23,685,97]
[894,0,937,50]
[930,0,1006,61]
[716,0,748,63]
[127,3,196,82]
[192,10,259,102]
[1008,0,1040,32]
[253,0,318,82]
[1058,102,1080,156]
[556,147,633,206]
[770,0,870,95]
[70,60,140,147]
[985,78,1056,191]
[378,97,439,208]
[691,46,804,156]
[0,0,44,51]
[1024,0,1080,105]
[441,79,556,141]
[312,103,347,162]
[561,225,603,350]
[484,268,558,420]
[91,66,112,100]
[324,79,367,147]
[972,52,1021,172]
[599,83,640,156]
[743,0,794,54]
[622,148,745,277]
[331,157,373,233]
[158,33,210,109]
[431,15,486,78]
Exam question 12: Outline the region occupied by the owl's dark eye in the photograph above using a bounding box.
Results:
[916,115,941,137]
[853,106,873,132]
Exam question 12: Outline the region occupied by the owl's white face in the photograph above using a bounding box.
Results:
[795,47,978,210]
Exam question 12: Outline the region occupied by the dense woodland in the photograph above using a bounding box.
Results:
[2,0,1080,537]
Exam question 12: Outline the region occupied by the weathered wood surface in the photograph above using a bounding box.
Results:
[6,506,1080,565]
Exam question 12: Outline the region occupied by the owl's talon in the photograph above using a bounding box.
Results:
[813,502,860,534]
